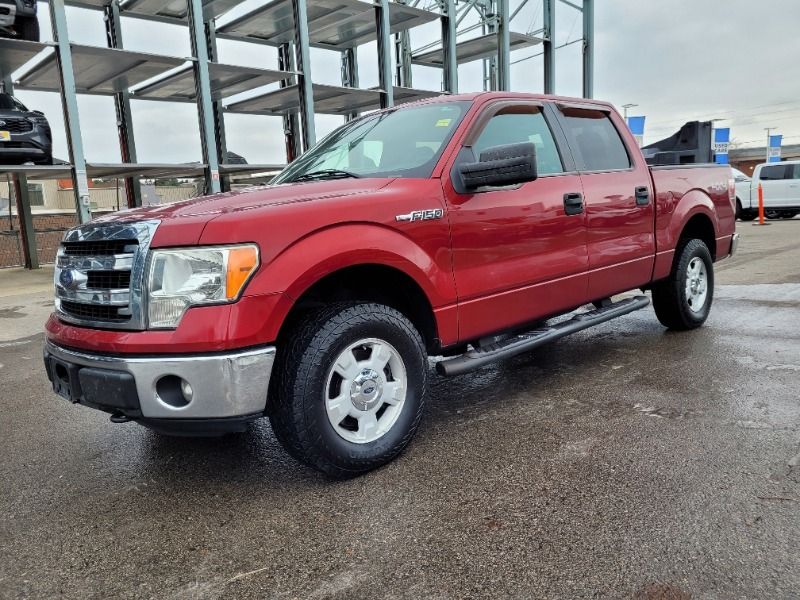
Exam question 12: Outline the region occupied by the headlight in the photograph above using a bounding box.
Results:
[147,244,259,329]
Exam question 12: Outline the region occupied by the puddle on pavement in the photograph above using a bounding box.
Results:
[0,306,27,319]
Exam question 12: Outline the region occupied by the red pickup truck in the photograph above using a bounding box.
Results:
[44,93,737,477]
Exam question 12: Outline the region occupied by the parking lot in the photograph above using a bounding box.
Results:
[1,220,798,599]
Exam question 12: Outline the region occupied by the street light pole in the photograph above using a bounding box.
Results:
[622,103,638,120]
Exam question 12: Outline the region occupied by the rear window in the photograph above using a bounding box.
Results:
[559,107,631,172]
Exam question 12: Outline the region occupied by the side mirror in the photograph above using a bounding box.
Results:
[458,142,538,191]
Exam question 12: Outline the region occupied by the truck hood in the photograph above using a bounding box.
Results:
[92,178,394,246]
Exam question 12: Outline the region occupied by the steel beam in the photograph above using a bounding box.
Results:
[278,43,301,161]
[582,0,593,98]
[188,0,222,194]
[496,0,511,90]
[376,0,394,108]
[49,0,92,224]
[11,174,37,269]
[206,20,231,192]
[341,47,360,121]
[543,0,555,93]
[105,3,142,208]
[441,0,458,92]
[292,0,317,151]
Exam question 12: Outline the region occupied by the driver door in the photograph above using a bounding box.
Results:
[442,101,589,342]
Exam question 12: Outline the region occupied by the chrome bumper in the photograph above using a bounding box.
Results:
[44,340,275,420]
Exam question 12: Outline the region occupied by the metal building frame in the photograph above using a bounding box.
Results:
[0,0,593,269]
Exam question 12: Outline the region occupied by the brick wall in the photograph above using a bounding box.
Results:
[0,211,112,268]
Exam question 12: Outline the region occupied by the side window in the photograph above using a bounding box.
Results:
[473,107,563,175]
[792,164,800,180]
[559,107,632,172]
[759,165,790,180]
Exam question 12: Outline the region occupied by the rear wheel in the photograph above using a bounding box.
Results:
[765,209,782,220]
[269,302,428,478]
[15,16,40,42]
[652,239,714,330]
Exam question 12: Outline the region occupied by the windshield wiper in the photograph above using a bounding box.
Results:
[292,169,361,182]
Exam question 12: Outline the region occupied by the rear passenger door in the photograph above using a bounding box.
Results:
[553,103,656,300]
[789,164,800,207]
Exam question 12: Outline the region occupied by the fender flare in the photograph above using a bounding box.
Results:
[245,222,457,306]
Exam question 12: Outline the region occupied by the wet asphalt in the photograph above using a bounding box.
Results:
[1,222,799,600]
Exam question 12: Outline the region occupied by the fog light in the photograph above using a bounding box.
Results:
[180,380,194,402]
[155,375,191,408]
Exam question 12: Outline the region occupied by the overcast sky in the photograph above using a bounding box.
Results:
[10,0,800,165]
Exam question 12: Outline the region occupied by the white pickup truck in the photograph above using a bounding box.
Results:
[736,161,800,221]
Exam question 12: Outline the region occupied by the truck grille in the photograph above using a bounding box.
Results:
[1,118,34,134]
[54,221,159,330]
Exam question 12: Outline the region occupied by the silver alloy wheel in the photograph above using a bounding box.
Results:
[324,338,408,444]
[685,256,708,313]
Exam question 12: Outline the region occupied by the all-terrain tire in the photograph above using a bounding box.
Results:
[651,239,714,330]
[269,302,428,478]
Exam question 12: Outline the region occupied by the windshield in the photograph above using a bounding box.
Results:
[274,101,471,184]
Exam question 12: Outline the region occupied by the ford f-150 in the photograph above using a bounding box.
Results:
[43,93,738,477]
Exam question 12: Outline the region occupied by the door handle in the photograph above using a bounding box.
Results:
[564,192,584,216]
[635,186,650,206]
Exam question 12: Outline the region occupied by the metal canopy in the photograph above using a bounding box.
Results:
[217,0,438,49]
[86,163,207,179]
[412,32,542,67]
[226,84,382,116]
[0,39,51,77]
[0,164,74,180]
[220,163,285,176]
[14,45,186,95]
[226,83,439,116]
[118,0,242,22]
[132,62,296,102]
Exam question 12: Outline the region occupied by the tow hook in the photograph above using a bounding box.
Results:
[109,413,133,424]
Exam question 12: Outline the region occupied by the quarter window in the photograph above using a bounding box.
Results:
[473,106,563,175]
[559,107,632,172]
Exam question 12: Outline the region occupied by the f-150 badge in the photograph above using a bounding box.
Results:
[395,209,444,222]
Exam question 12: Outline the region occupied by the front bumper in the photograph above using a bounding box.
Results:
[44,340,276,425]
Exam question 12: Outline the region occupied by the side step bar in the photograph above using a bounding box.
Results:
[436,295,651,377]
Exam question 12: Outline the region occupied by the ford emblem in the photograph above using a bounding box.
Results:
[59,269,76,289]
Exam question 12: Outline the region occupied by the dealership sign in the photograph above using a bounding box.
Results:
[713,128,730,164]
[627,116,646,147]
[768,134,782,162]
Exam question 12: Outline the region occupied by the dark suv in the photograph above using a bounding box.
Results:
[0,93,52,165]
[0,1,39,41]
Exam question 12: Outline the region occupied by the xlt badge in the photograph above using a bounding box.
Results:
[395,208,444,223]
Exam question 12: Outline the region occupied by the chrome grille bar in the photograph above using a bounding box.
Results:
[54,220,159,330]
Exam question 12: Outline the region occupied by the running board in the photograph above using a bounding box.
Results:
[436,295,651,377]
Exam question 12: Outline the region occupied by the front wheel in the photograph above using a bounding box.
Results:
[269,302,428,478]
[651,239,714,330]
